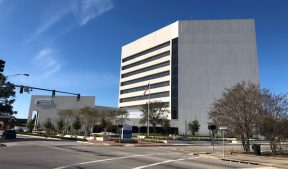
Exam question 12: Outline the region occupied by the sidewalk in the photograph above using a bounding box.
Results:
[199,152,288,169]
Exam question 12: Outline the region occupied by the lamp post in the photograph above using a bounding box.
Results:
[219,126,228,158]
[147,82,151,137]
[6,73,29,78]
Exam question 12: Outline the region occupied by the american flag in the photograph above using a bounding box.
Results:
[143,82,150,96]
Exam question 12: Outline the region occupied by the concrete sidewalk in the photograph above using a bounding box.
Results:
[199,152,288,169]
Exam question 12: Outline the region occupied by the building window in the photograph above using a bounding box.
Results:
[120,81,170,94]
[121,61,170,78]
[122,41,170,63]
[120,92,169,103]
[122,51,170,70]
[121,71,170,86]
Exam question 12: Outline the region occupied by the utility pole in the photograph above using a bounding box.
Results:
[185,120,187,139]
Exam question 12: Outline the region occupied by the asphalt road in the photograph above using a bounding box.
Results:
[0,135,270,169]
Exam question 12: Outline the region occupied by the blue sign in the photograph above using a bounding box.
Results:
[121,125,132,139]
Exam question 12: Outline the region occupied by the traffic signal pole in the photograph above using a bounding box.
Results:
[14,85,81,101]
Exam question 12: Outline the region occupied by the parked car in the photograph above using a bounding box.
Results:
[2,129,16,139]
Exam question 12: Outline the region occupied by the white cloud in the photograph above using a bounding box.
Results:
[32,48,62,78]
[24,0,114,43]
[71,0,114,26]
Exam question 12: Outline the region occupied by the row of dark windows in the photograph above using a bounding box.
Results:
[122,41,170,63]
[122,51,170,70]
[120,81,170,94]
[120,91,169,103]
[119,102,170,108]
[121,61,170,78]
[121,71,170,86]
[171,38,179,120]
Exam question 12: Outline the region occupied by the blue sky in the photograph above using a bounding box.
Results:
[1,0,288,118]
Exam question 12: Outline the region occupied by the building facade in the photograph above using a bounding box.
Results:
[119,20,259,135]
[27,95,96,127]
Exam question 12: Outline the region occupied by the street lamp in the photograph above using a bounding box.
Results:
[0,73,29,84]
[6,73,29,78]
[219,126,228,158]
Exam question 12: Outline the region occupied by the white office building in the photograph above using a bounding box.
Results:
[118,19,259,135]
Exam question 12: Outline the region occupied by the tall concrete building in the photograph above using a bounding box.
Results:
[118,19,259,135]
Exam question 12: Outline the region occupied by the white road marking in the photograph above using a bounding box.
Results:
[241,167,277,169]
[53,152,180,169]
[132,156,200,169]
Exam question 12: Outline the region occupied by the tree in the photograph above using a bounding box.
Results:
[99,117,113,132]
[106,108,129,133]
[56,118,64,134]
[108,108,129,126]
[79,107,99,136]
[0,74,16,115]
[161,118,170,136]
[58,109,76,134]
[188,120,200,136]
[43,118,54,134]
[72,116,81,133]
[258,90,288,154]
[27,120,34,132]
[209,82,262,152]
[140,101,168,134]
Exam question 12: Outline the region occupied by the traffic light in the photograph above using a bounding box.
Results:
[52,90,55,98]
[20,85,24,94]
[77,94,80,101]
[0,60,5,73]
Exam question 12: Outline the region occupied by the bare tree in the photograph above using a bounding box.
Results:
[209,82,262,152]
[258,90,288,154]
[79,107,99,136]
[58,109,75,134]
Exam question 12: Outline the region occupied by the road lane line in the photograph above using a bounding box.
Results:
[53,152,180,169]
[132,156,200,169]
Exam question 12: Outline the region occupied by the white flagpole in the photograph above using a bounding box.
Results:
[147,81,150,136]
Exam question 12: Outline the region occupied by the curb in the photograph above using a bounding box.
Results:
[20,134,62,141]
[221,158,260,166]
[199,154,286,168]
[0,143,6,147]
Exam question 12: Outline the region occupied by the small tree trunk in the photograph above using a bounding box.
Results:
[246,138,250,152]
[153,125,156,136]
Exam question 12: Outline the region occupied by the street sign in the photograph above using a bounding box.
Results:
[121,124,132,139]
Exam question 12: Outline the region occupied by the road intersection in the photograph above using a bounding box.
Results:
[0,135,276,169]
